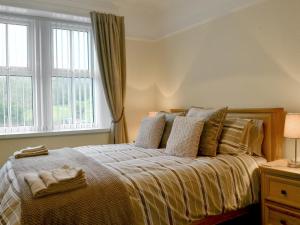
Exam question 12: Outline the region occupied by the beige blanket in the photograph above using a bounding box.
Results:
[1,144,264,225]
[11,148,133,225]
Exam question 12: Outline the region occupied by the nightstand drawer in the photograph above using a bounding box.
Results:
[265,204,300,225]
[266,175,300,208]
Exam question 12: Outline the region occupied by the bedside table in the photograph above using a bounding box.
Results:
[260,159,300,225]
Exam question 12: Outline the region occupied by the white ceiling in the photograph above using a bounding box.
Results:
[0,0,266,40]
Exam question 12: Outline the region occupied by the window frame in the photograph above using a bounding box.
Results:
[0,15,36,133]
[50,22,95,130]
[0,13,110,137]
[0,15,34,73]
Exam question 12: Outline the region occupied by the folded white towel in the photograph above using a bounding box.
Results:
[24,173,47,195]
[20,145,47,153]
[51,165,84,182]
[14,145,48,159]
[24,165,86,198]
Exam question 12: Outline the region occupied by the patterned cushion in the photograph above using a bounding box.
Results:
[219,118,264,156]
[187,107,228,156]
[157,111,185,148]
[165,116,204,157]
[135,115,166,149]
[218,118,253,155]
[246,119,264,156]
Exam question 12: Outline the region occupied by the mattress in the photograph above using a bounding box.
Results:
[0,144,265,225]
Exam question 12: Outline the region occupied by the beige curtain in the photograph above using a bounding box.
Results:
[90,12,128,143]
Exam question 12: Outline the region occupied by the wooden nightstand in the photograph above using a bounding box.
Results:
[260,159,300,225]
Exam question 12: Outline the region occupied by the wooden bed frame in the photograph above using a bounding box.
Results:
[170,108,286,225]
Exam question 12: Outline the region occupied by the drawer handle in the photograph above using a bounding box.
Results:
[281,190,287,196]
[280,219,287,225]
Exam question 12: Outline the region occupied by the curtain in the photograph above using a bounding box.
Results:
[90,12,128,143]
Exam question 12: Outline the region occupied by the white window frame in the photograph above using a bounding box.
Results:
[49,22,95,131]
[0,14,36,133]
[0,13,110,138]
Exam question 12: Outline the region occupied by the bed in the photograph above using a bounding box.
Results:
[0,108,285,225]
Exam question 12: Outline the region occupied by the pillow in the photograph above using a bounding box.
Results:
[135,115,166,149]
[165,116,204,157]
[219,118,264,156]
[157,111,185,148]
[245,119,264,156]
[218,118,253,155]
[187,107,228,156]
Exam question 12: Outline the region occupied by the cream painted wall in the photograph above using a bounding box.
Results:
[0,133,110,165]
[125,40,159,141]
[154,0,300,159]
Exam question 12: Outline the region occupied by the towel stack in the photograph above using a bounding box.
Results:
[24,165,87,198]
[14,145,48,159]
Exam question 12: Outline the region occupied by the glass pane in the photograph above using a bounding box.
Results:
[0,23,6,67]
[53,29,70,69]
[74,78,93,124]
[0,76,7,127]
[8,24,28,67]
[72,31,89,70]
[52,77,72,126]
[9,76,33,126]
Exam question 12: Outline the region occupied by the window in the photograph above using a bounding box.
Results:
[0,18,34,133]
[52,25,94,129]
[0,14,110,135]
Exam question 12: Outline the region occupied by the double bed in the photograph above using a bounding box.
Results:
[0,108,285,225]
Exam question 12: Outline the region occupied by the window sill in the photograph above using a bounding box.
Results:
[0,128,110,140]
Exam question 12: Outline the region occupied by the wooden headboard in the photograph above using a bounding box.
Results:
[170,108,286,162]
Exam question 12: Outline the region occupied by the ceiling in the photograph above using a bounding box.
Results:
[0,0,267,40]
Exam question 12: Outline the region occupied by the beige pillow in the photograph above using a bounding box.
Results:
[165,116,204,157]
[218,118,253,155]
[220,118,264,156]
[157,111,185,148]
[135,115,166,149]
[187,107,228,156]
[245,119,264,156]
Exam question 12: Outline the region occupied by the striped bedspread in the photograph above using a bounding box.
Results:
[0,144,265,225]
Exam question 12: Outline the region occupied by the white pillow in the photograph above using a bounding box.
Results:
[135,115,166,149]
[165,116,204,157]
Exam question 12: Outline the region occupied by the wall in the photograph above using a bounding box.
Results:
[154,0,300,159]
[0,132,110,165]
[125,39,159,141]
